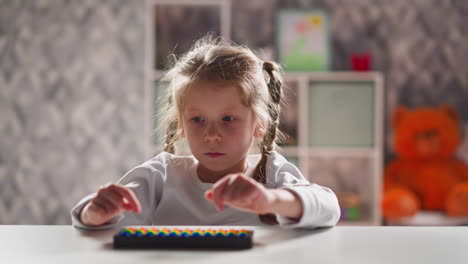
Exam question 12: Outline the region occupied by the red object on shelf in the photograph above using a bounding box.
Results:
[351,53,372,71]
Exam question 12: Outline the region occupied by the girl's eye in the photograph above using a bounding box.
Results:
[222,116,235,122]
[191,117,204,123]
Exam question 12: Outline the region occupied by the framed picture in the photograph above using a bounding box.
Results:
[277,10,330,72]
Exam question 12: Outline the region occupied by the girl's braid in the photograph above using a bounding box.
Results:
[253,61,283,225]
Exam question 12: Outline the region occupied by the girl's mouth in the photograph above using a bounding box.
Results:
[205,152,225,158]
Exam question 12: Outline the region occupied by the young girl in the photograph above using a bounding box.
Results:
[71,37,340,229]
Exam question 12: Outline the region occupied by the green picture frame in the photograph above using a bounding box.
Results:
[276,10,331,72]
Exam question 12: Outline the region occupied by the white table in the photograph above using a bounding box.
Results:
[387,211,468,226]
[1,225,467,264]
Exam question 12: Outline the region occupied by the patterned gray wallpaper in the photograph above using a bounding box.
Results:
[1,0,467,224]
[0,0,146,224]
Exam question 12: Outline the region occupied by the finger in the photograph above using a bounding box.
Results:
[87,198,120,226]
[98,184,137,213]
[99,195,120,214]
[222,183,235,202]
[227,175,254,198]
[88,199,108,216]
[222,179,243,202]
[215,174,248,209]
[108,184,142,213]
[226,180,255,205]
[212,177,232,211]
[122,197,136,210]
[204,190,214,200]
[228,186,245,203]
[98,188,127,211]
[92,197,116,216]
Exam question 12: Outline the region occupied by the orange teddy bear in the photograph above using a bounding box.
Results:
[382,104,468,221]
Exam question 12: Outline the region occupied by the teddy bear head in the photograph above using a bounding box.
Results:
[392,104,461,160]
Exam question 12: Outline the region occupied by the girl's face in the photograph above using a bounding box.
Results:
[179,80,263,180]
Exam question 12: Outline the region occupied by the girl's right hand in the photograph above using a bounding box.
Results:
[79,183,142,226]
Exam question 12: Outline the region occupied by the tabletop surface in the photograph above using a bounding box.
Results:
[1,225,467,264]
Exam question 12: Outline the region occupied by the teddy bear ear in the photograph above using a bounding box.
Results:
[392,105,408,129]
[439,103,459,122]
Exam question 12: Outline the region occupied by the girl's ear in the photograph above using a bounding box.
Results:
[254,125,265,138]
[178,119,185,138]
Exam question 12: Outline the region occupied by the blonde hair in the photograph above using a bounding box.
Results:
[158,36,284,224]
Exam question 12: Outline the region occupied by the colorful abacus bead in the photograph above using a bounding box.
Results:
[116,227,252,238]
[114,227,254,249]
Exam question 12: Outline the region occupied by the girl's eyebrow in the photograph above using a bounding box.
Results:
[186,105,243,113]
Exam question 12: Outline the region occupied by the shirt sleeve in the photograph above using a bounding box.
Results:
[70,153,168,230]
[266,152,341,229]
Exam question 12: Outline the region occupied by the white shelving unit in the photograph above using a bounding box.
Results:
[278,72,384,226]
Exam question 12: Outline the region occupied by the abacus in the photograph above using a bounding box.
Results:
[113,227,254,249]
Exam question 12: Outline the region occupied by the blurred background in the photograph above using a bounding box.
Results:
[1,0,468,225]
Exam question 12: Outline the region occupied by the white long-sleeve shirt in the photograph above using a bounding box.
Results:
[71,151,340,229]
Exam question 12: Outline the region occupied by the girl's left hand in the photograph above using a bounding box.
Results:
[204,173,275,214]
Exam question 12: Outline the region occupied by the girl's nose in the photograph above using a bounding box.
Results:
[204,123,221,143]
